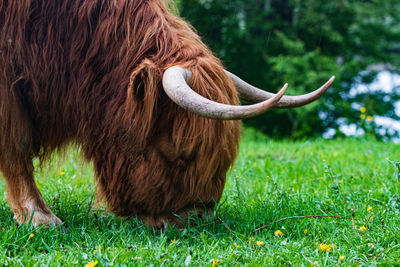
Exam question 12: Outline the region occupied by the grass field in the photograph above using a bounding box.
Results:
[0,128,399,266]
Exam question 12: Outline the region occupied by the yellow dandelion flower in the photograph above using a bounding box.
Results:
[360,107,366,113]
[256,241,265,247]
[60,171,65,175]
[368,243,375,249]
[367,206,373,212]
[29,233,34,239]
[85,261,98,267]
[233,242,240,248]
[360,114,366,120]
[253,162,257,167]
[359,226,367,232]
[319,243,336,252]
[212,259,218,267]
[303,229,308,234]
[367,115,373,122]
[319,243,329,252]
[339,255,345,261]
[274,230,284,237]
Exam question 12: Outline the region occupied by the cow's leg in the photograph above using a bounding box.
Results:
[0,82,61,227]
[1,159,62,227]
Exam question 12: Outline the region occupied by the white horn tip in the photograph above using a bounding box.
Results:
[322,76,335,88]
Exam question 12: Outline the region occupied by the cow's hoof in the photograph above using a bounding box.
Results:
[14,210,62,228]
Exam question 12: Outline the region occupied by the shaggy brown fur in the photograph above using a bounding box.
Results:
[0,0,241,227]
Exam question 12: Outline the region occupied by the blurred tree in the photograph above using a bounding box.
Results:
[179,0,400,139]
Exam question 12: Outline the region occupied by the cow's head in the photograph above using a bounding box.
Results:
[93,0,334,228]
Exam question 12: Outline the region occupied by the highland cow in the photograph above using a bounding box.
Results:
[0,0,334,228]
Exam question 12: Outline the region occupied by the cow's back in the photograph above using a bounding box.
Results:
[0,0,135,153]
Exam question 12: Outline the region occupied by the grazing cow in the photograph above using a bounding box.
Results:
[0,0,334,228]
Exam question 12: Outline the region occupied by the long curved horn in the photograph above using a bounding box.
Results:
[162,66,287,120]
[225,71,335,108]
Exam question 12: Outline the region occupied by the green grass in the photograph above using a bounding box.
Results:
[1,128,400,266]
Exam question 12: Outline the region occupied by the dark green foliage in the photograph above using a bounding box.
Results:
[179,0,400,138]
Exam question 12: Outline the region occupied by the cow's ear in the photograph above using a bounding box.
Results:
[123,59,161,138]
[127,59,160,99]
